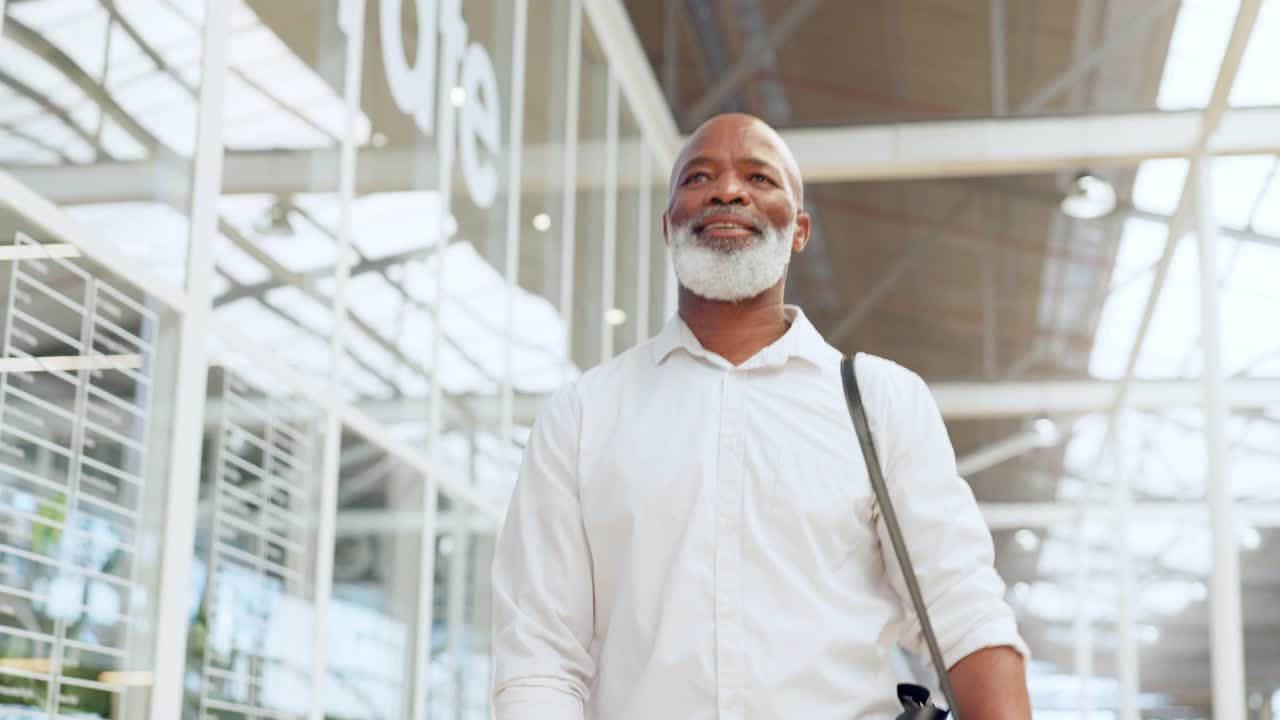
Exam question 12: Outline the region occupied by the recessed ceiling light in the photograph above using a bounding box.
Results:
[532,213,552,232]
[1030,417,1060,448]
[605,308,628,326]
[1139,624,1160,644]
[1239,525,1262,551]
[450,86,467,107]
[1014,528,1041,552]
[1060,173,1117,220]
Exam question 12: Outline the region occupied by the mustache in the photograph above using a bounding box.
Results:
[682,206,765,233]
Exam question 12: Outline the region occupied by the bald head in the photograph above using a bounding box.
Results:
[670,113,804,206]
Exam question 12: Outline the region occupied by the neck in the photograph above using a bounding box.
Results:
[678,279,790,366]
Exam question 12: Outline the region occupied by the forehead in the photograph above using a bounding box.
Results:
[675,121,788,171]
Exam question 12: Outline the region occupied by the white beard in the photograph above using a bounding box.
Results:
[670,216,794,302]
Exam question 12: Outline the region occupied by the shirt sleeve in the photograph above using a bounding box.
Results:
[491,384,595,719]
[857,355,1030,671]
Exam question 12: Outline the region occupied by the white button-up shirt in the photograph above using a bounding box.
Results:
[492,306,1027,719]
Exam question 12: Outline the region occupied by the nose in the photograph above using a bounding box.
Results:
[706,173,749,206]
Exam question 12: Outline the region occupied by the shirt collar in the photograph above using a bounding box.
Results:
[650,304,830,370]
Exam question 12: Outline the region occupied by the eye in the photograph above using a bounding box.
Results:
[750,173,772,184]
[684,171,709,185]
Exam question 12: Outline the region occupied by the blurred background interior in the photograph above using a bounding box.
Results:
[0,0,1278,718]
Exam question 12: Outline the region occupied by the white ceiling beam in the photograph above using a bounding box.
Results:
[8,140,654,204]
[783,107,1280,183]
[16,108,1280,204]
[957,425,1056,476]
[211,378,1280,429]
[981,501,1280,529]
[933,378,1280,420]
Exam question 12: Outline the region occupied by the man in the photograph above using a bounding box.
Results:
[492,113,1032,719]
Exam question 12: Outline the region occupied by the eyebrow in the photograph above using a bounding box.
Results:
[678,155,780,174]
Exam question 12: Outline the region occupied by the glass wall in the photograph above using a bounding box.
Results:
[0,0,671,717]
[0,202,181,717]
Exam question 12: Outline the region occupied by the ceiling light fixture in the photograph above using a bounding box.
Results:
[605,308,628,326]
[531,213,552,232]
[450,86,467,107]
[256,199,295,237]
[1030,417,1060,448]
[1014,528,1041,552]
[1060,172,1117,220]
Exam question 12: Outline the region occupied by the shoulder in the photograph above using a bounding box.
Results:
[575,341,654,395]
[853,352,929,401]
[537,341,657,421]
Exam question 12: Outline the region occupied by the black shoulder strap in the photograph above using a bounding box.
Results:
[840,354,961,719]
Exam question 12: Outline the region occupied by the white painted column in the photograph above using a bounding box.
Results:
[500,0,529,444]
[308,1,365,717]
[1112,412,1139,720]
[413,0,468,715]
[1073,502,1093,720]
[634,150,651,347]
[1194,153,1247,720]
[600,71,619,361]
[558,0,583,376]
[147,2,228,717]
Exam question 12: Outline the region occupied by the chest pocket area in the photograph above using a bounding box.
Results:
[770,448,878,552]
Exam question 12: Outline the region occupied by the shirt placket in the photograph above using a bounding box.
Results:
[716,369,745,719]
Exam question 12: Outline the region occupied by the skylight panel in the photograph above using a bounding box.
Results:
[14,113,94,162]
[1157,0,1237,109]
[1251,169,1280,235]
[112,0,199,61]
[0,36,90,109]
[1219,286,1280,374]
[1229,0,1280,105]
[1209,155,1275,230]
[1231,452,1280,500]
[237,203,339,274]
[63,201,189,287]
[7,0,98,30]
[344,325,402,385]
[439,341,497,395]
[1088,266,1154,379]
[1111,217,1167,285]
[265,286,335,337]
[209,272,231,298]
[0,130,60,165]
[108,71,197,153]
[224,110,331,150]
[97,116,148,160]
[0,91,43,125]
[1218,235,1280,297]
[164,0,208,26]
[351,192,450,261]
[1130,158,1188,216]
[347,272,412,339]
[212,232,272,285]
[38,6,109,80]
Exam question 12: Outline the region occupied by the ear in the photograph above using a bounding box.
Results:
[662,212,671,247]
[792,211,812,253]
